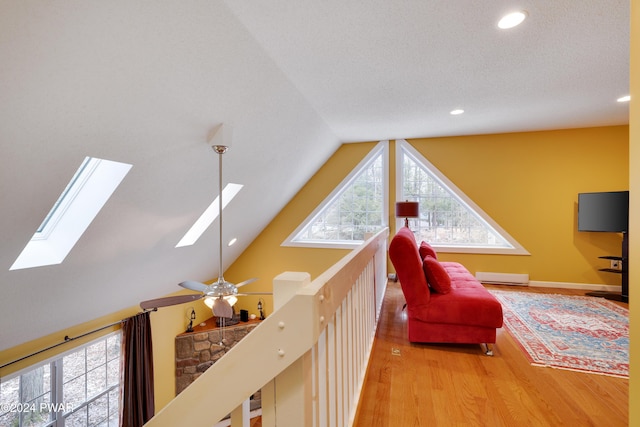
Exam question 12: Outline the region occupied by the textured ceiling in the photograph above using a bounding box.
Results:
[227,0,630,141]
[0,0,630,351]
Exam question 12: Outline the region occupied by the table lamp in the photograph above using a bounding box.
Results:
[396,201,419,227]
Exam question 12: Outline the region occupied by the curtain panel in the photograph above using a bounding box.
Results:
[120,311,155,427]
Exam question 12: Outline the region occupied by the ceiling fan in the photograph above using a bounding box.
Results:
[140,126,268,318]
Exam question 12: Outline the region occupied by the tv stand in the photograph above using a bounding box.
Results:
[585,232,628,303]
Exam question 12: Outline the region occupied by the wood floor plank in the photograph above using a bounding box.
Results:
[352,282,629,427]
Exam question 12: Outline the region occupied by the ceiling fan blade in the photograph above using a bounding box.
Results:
[235,278,258,288]
[212,297,233,318]
[179,280,208,292]
[140,294,203,310]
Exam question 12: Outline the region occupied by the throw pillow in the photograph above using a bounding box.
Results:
[422,256,451,294]
[419,241,438,260]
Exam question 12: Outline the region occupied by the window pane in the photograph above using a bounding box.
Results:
[21,365,50,402]
[64,374,86,408]
[88,394,108,426]
[87,367,106,399]
[0,411,18,427]
[106,360,120,387]
[106,335,120,361]
[0,376,20,410]
[108,388,119,420]
[87,341,106,371]
[64,349,86,382]
[64,406,87,427]
[22,403,52,427]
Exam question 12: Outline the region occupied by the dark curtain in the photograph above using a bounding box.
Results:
[120,311,155,427]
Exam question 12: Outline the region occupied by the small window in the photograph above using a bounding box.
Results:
[10,157,132,270]
[0,332,121,427]
[283,141,388,249]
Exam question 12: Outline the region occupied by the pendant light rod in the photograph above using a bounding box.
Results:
[212,145,228,284]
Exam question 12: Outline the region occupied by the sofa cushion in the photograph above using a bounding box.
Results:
[422,256,451,294]
[419,241,437,260]
[426,261,503,328]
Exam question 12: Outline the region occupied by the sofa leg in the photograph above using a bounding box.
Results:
[481,343,494,356]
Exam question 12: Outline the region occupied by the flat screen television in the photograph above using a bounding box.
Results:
[577,191,629,232]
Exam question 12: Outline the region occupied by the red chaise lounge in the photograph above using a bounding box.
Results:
[388,227,503,355]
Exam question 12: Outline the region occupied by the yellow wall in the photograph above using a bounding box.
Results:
[406,127,629,284]
[629,0,638,424]
[148,294,212,409]
[225,141,380,316]
[0,144,381,411]
[0,307,137,377]
[2,125,632,414]
[0,288,212,412]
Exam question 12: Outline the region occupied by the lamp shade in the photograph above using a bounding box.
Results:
[395,201,419,218]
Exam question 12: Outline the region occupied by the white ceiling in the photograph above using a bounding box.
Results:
[0,0,630,351]
[227,0,630,141]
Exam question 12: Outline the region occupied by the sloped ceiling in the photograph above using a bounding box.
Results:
[0,0,629,351]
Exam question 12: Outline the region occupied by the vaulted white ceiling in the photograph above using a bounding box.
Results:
[0,0,630,351]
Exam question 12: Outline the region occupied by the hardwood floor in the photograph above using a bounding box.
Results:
[353,282,629,427]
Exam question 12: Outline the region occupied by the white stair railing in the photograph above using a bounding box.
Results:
[145,228,388,427]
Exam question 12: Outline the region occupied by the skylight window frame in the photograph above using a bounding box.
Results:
[397,140,529,255]
[10,156,132,270]
[34,157,97,240]
[175,183,244,248]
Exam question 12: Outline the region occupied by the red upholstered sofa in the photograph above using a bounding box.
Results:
[388,227,503,354]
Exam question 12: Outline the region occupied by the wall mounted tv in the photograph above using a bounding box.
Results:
[577,191,629,232]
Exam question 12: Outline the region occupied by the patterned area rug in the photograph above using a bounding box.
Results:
[490,290,629,378]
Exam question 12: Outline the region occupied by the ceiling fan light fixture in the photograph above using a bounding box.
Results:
[141,125,268,313]
[212,297,234,318]
[206,279,238,299]
[204,294,237,308]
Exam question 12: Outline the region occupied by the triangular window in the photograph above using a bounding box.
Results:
[10,157,132,270]
[398,140,528,254]
[283,141,388,249]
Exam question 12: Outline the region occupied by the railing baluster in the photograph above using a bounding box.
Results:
[145,229,388,427]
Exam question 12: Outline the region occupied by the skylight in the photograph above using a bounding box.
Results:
[10,157,132,270]
[175,183,243,248]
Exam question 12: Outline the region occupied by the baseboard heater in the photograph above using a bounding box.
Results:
[475,272,529,286]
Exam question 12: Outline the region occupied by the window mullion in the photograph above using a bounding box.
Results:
[53,359,63,427]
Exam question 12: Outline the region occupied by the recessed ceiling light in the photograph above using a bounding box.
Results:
[617,95,631,103]
[450,109,465,115]
[498,11,527,29]
[228,238,237,246]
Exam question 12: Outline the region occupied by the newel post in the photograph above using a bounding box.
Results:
[261,272,312,427]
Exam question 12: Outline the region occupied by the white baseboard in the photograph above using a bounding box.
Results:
[476,271,529,285]
[528,281,622,292]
